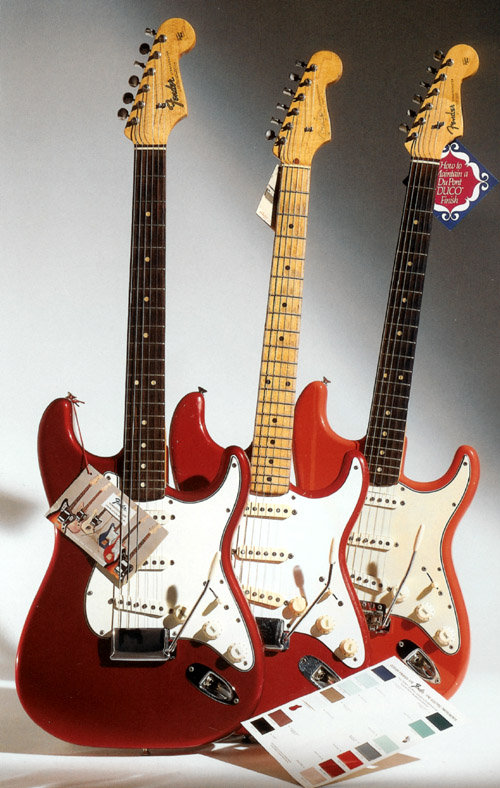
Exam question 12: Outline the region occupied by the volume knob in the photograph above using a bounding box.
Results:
[315,614,335,634]
[435,627,456,648]
[201,620,222,641]
[287,596,307,616]
[338,638,358,658]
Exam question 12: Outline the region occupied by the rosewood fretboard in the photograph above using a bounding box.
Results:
[364,159,440,487]
[122,147,167,501]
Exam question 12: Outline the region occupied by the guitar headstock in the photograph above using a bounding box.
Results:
[403,44,479,160]
[119,18,196,146]
[267,51,343,166]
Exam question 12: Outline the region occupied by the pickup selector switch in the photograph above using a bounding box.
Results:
[173,605,188,623]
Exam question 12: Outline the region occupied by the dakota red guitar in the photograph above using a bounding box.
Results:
[170,52,371,713]
[16,19,264,749]
[293,45,480,697]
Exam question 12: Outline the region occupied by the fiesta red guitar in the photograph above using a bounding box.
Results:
[293,45,480,697]
[170,52,372,713]
[16,19,264,749]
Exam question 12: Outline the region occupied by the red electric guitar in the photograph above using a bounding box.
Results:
[293,45,480,697]
[16,19,264,749]
[170,52,371,713]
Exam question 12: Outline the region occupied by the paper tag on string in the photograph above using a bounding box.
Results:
[257,164,280,228]
[46,466,167,586]
[434,141,498,228]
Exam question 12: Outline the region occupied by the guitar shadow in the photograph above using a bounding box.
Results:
[0,489,39,531]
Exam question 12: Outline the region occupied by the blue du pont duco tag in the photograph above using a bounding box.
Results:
[434,141,498,229]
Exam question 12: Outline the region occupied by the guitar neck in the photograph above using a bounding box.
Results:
[364,158,440,486]
[122,147,167,501]
[251,164,311,496]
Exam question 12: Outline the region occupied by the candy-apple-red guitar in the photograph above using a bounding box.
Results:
[293,46,480,697]
[170,52,372,715]
[16,19,264,749]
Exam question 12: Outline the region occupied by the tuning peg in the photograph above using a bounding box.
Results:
[139,43,150,55]
[300,78,312,87]
[145,27,157,37]
[128,74,140,87]
[270,116,283,126]
[134,60,145,69]
[117,108,129,121]
[406,109,417,117]
[426,65,437,75]
[399,123,410,133]
[412,94,423,104]
[295,60,307,68]
[289,72,300,81]
[419,80,430,89]
[282,87,294,96]
[122,92,134,104]
[276,102,289,111]
[265,129,276,140]
[433,49,444,61]
[289,107,299,116]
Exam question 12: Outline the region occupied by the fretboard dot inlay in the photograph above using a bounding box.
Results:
[141,463,146,469]
[398,375,404,380]
[151,380,156,386]
[140,482,146,487]
[146,211,151,217]
[286,381,291,386]
[279,336,284,342]
[285,265,290,270]
[135,380,139,385]
[141,442,146,448]
[380,450,385,455]
[282,302,287,307]
[144,296,149,302]
[385,410,391,416]
[407,261,413,266]
[397,331,402,336]
[143,332,149,338]
[145,257,150,262]
[142,419,147,425]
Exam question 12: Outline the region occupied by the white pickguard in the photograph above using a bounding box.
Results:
[85,454,256,671]
[233,456,366,668]
[347,453,472,653]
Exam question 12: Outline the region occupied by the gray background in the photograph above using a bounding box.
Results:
[1,0,499,783]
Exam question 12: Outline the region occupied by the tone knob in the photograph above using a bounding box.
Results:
[201,620,222,640]
[315,614,335,634]
[173,604,188,623]
[287,596,307,616]
[414,603,434,622]
[435,627,456,648]
[226,643,245,664]
[338,638,358,658]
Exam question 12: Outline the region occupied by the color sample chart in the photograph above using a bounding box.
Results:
[242,657,464,787]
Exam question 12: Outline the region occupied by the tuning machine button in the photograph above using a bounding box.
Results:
[282,87,294,97]
[145,27,157,37]
[407,109,417,117]
[399,123,410,134]
[117,108,129,121]
[289,72,300,81]
[276,102,289,111]
[295,59,307,68]
[315,614,335,635]
[270,116,283,126]
[133,60,145,69]
[128,74,140,87]
[139,43,151,55]
[122,92,134,104]
[338,638,358,658]
[265,129,276,141]
[419,80,430,89]
[433,49,444,61]
[427,65,437,75]
[412,93,423,104]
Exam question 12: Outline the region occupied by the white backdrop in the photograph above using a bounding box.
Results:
[1,1,499,785]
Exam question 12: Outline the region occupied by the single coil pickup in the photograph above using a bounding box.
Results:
[234,545,288,563]
[242,585,283,609]
[112,596,166,617]
[351,573,384,592]
[348,532,393,551]
[244,501,293,519]
[364,489,402,509]
[139,555,167,571]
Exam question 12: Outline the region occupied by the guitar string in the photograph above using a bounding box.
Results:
[350,67,446,611]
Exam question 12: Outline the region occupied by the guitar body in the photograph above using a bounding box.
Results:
[293,380,479,697]
[16,397,264,749]
[170,391,372,714]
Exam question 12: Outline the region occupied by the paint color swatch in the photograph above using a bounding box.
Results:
[243,658,464,787]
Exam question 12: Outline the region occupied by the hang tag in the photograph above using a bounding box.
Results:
[434,141,498,228]
[243,657,464,787]
[46,466,167,586]
[257,164,280,228]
